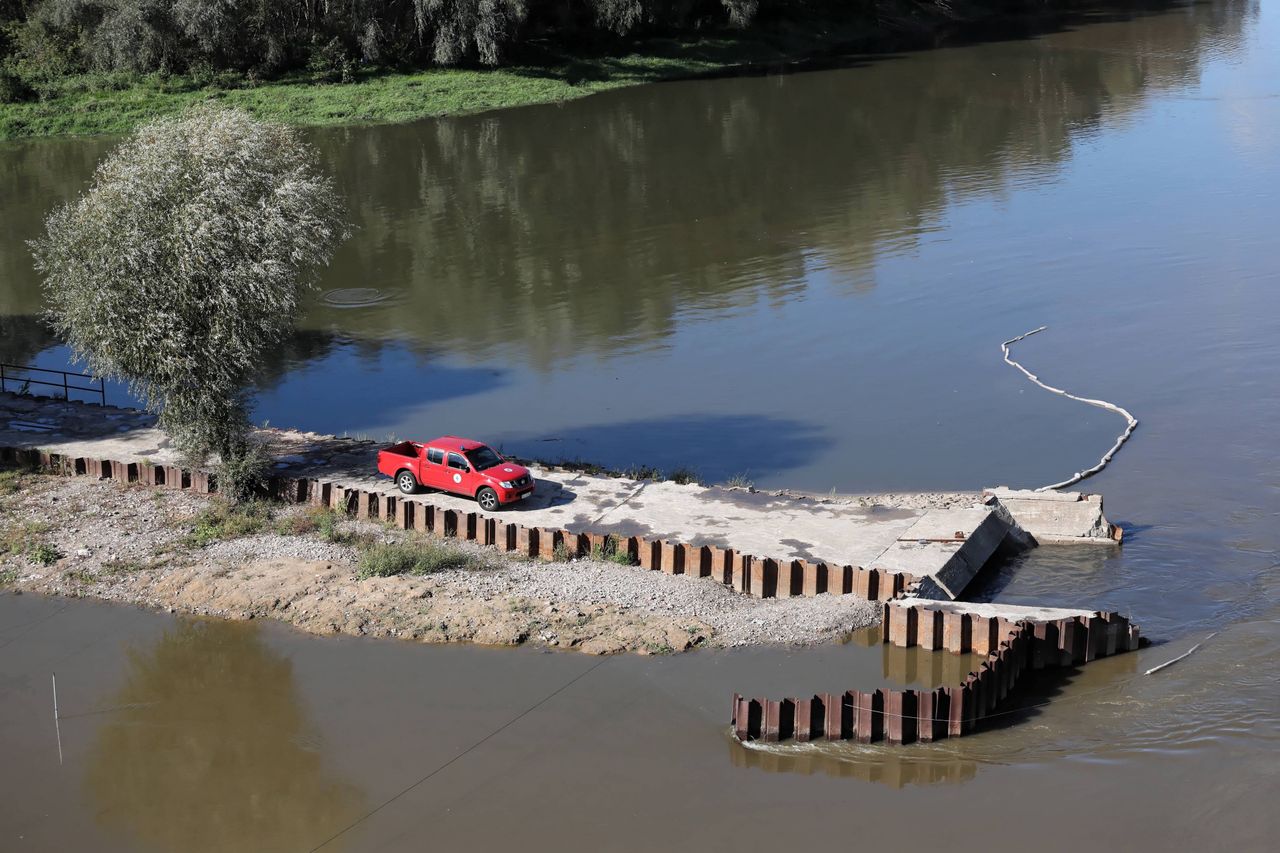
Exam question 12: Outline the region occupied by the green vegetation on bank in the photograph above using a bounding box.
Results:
[0,1,1028,140]
[0,52,720,140]
[357,540,485,579]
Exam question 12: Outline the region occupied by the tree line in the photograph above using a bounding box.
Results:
[0,0,810,87]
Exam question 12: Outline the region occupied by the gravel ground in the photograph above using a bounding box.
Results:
[0,471,881,653]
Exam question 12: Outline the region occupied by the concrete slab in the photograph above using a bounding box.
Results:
[983,487,1120,544]
[886,598,1108,623]
[1,393,1001,574]
[870,508,1013,600]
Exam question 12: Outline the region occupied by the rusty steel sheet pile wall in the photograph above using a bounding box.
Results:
[0,447,913,601]
[731,601,1141,745]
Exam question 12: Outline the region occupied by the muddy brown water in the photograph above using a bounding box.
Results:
[2,0,1280,848]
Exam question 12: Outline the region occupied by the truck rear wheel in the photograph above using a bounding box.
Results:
[476,487,500,511]
[396,470,418,494]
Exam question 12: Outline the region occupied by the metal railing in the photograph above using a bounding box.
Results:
[0,362,106,405]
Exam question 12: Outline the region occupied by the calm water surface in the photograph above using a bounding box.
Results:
[1,0,1278,849]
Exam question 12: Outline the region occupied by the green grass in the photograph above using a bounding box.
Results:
[1,520,55,565]
[27,542,61,565]
[621,464,664,482]
[0,566,17,587]
[668,466,699,485]
[590,535,637,567]
[102,558,147,575]
[0,15,902,141]
[182,500,273,547]
[356,540,484,579]
[0,469,29,495]
[0,54,719,140]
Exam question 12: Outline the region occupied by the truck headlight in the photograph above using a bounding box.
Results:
[499,480,514,489]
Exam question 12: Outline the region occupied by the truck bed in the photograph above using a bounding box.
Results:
[377,441,421,477]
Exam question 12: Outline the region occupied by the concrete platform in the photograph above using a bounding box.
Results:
[983,487,1121,544]
[885,597,1113,623]
[0,392,1029,598]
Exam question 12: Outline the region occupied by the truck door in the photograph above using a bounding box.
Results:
[422,447,447,490]
[445,452,477,497]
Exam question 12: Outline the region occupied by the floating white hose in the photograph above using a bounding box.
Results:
[1145,632,1216,676]
[1001,326,1139,492]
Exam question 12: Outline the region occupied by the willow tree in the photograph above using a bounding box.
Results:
[32,105,347,497]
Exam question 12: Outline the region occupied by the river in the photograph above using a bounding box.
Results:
[1,0,1278,849]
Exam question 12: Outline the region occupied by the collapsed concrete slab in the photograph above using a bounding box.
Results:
[983,487,1122,544]
[869,508,1012,601]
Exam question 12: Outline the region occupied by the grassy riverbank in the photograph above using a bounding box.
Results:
[0,52,718,141]
[0,9,968,141]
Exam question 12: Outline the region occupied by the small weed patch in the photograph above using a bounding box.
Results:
[290,506,357,544]
[0,469,29,495]
[28,543,62,566]
[591,535,637,566]
[668,466,698,485]
[0,567,17,586]
[183,500,273,547]
[552,542,574,562]
[274,510,321,537]
[1,520,55,563]
[103,558,146,575]
[724,472,754,489]
[622,464,663,481]
[357,541,482,579]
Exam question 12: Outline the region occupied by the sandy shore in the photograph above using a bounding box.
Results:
[0,471,882,654]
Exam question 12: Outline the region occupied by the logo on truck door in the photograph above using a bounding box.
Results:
[453,473,462,484]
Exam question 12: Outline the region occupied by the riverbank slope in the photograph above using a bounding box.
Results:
[0,469,883,653]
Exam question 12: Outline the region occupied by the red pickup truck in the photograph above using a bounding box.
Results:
[376,436,534,511]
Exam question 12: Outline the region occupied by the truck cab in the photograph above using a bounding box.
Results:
[376,436,534,510]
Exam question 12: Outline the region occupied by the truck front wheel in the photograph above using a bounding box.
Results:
[476,487,500,511]
[396,470,419,494]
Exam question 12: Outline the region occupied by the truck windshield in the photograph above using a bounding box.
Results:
[465,446,503,470]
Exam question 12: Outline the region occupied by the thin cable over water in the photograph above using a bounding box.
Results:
[306,657,609,852]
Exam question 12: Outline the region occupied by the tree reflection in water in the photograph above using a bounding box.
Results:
[85,619,363,852]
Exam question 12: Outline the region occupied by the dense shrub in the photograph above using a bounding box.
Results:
[0,66,31,100]
[1,0,791,80]
[32,106,347,483]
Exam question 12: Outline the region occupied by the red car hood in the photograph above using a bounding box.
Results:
[480,462,531,482]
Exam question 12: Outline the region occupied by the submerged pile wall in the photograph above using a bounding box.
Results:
[731,601,1141,744]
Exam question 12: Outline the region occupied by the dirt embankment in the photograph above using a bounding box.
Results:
[0,471,881,654]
